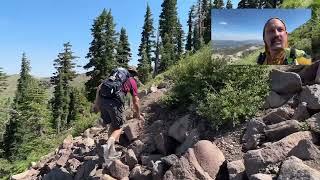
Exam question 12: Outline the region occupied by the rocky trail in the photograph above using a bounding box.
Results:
[12,61,320,180]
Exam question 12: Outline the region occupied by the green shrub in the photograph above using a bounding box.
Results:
[162,45,271,129]
[198,66,270,129]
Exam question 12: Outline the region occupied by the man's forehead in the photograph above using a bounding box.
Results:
[265,19,286,29]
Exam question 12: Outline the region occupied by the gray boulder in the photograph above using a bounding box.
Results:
[278,156,320,180]
[265,91,292,109]
[168,115,191,143]
[306,112,320,133]
[164,148,212,180]
[176,129,200,155]
[288,139,320,160]
[227,160,246,180]
[44,167,73,180]
[262,107,292,125]
[271,69,302,94]
[109,160,130,179]
[244,131,317,176]
[242,119,266,150]
[265,120,301,141]
[124,149,138,170]
[293,102,310,121]
[193,140,225,179]
[124,119,144,142]
[300,85,320,110]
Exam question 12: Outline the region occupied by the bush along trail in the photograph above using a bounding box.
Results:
[11,61,320,180]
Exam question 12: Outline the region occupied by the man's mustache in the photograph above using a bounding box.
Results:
[271,37,282,45]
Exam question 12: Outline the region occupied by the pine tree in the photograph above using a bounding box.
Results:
[202,0,212,44]
[213,0,224,8]
[3,53,50,160]
[137,4,155,83]
[193,24,202,51]
[0,67,7,93]
[67,87,86,125]
[186,5,195,51]
[159,0,181,72]
[226,0,233,9]
[191,0,211,50]
[159,33,175,71]
[176,20,184,60]
[51,42,77,133]
[2,53,31,158]
[153,29,161,77]
[14,53,31,106]
[17,79,50,146]
[264,0,282,8]
[116,27,131,67]
[238,0,248,8]
[137,49,151,83]
[247,0,259,8]
[84,9,117,102]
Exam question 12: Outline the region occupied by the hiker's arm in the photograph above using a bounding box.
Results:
[132,95,143,120]
[92,83,102,113]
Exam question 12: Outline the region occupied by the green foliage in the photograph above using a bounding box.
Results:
[233,48,265,65]
[193,24,202,51]
[137,4,155,84]
[0,133,68,179]
[3,77,51,160]
[14,53,32,106]
[162,46,271,129]
[159,0,183,73]
[185,5,194,52]
[213,0,224,8]
[84,9,118,102]
[159,33,176,72]
[226,0,233,9]
[281,0,313,8]
[238,0,283,8]
[51,42,78,133]
[288,20,312,56]
[0,98,10,140]
[68,87,98,135]
[0,158,12,179]
[0,68,7,93]
[176,20,184,60]
[311,1,320,60]
[138,50,153,84]
[198,66,270,128]
[3,53,34,159]
[116,27,131,67]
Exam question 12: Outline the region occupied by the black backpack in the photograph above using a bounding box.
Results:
[99,67,130,104]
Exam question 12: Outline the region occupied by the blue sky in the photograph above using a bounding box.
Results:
[0,0,197,77]
[212,9,311,41]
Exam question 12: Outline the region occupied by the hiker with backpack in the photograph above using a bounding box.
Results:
[92,66,144,159]
[257,17,311,65]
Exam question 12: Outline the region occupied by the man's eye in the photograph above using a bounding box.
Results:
[277,28,284,32]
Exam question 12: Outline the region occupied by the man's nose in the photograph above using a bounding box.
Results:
[274,29,281,36]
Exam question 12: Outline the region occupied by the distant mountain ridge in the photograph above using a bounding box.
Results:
[0,73,89,99]
[212,40,264,49]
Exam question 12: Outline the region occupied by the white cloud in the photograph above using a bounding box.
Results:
[219,21,228,25]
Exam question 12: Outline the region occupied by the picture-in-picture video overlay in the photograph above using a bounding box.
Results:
[211,9,315,65]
